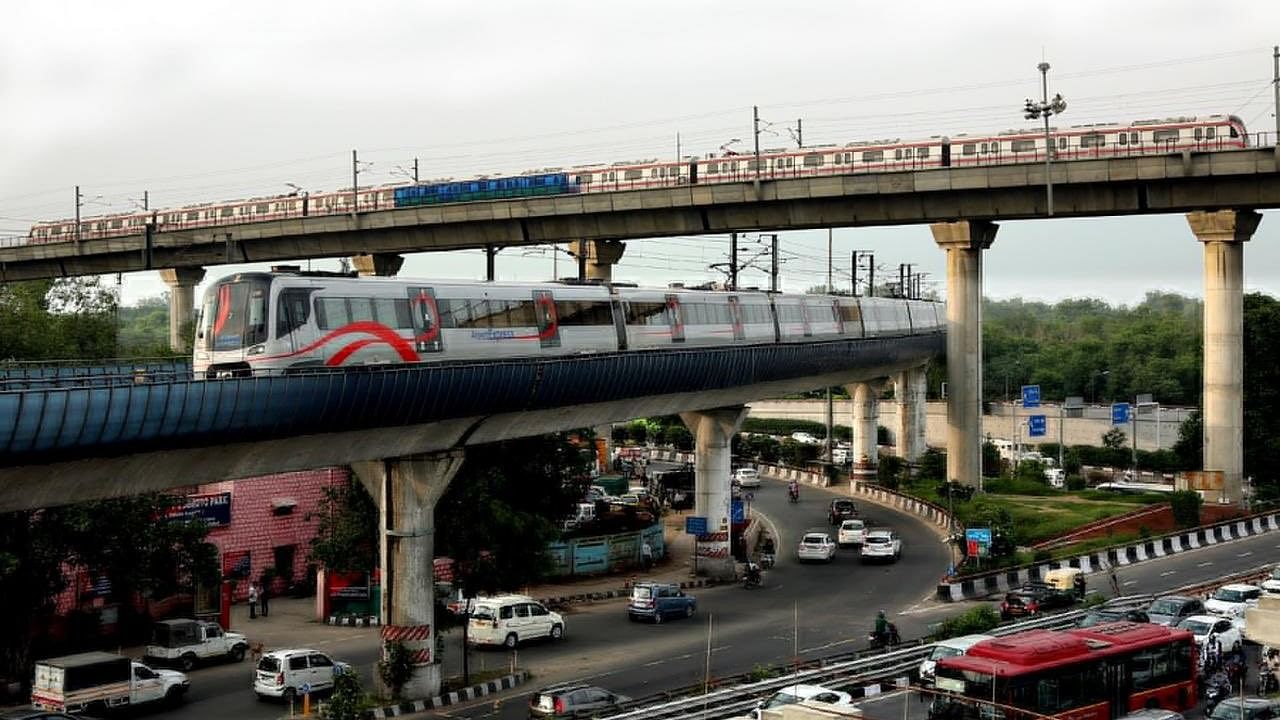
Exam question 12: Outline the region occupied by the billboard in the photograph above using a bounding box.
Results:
[166,492,232,527]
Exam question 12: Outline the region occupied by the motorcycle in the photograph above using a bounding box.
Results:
[1203,672,1232,715]
[868,622,901,649]
[1259,663,1279,695]
[759,552,776,569]
[788,485,800,504]
[742,562,763,589]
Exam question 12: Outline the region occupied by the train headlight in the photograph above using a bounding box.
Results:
[247,344,266,356]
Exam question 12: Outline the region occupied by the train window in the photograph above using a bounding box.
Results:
[786,157,794,167]
[490,299,535,328]
[980,143,987,154]
[1080,133,1106,149]
[110,219,123,229]
[803,153,823,167]
[556,300,612,326]
[256,203,270,213]
[315,297,351,330]
[219,207,233,217]
[861,150,883,163]
[990,142,999,153]
[276,289,313,336]
[625,301,666,325]
[349,298,375,323]
[961,143,976,155]
[1229,125,1239,138]
[371,298,400,327]
[650,168,659,178]
[1152,129,1179,144]
[894,149,903,160]
[1194,127,1203,141]
[576,174,592,185]
[917,146,930,158]
[1130,132,1139,144]
[608,171,616,181]
[1118,133,1127,146]
[904,147,914,159]
[703,163,717,174]
[1206,127,1216,139]
[624,169,642,180]
[436,298,467,328]
[1011,139,1035,152]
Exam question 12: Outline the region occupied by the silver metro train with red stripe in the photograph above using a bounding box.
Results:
[193,268,943,377]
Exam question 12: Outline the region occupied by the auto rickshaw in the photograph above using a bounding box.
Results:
[1044,567,1086,599]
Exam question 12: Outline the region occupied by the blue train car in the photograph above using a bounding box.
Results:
[394,172,576,207]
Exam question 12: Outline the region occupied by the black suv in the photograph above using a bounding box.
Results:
[529,684,629,718]
[828,499,859,525]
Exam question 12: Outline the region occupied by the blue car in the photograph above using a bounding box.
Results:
[627,582,696,624]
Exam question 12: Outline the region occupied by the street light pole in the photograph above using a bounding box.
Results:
[1023,61,1067,217]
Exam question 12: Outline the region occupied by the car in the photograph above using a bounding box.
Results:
[627,582,696,623]
[1116,710,1186,720]
[918,634,994,688]
[733,467,761,488]
[1146,595,1207,626]
[1077,606,1151,627]
[1177,614,1243,652]
[1205,584,1263,617]
[860,529,901,563]
[797,532,837,563]
[754,683,855,718]
[790,432,819,445]
[253,648,349,702]
[529,683,629,718]
[1261,566,1280,596]
[828,498,858,525]
[1207,698,1280,720]
[837,518,867,546]
[468,595,565,648]
[1044,467,1066,488]
[999,583,1076,619]
[832,447,850,464]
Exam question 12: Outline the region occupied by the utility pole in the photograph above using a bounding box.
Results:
[753,105,762,198]
[826,228,833,292]
[485,244,497,281]
[413,157,419,184]
[729,232,739,290]
[351,149,359,214]
[769,233,779,293]
[1023,62,1066,216]
[796,119,803,148]
[851,251,858,297]
[1273,45,1279,142]
[677,132,682,162]
[142,191,149,211]
[74,185,82,244]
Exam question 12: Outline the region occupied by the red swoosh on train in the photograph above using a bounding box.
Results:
[251,321,419,364]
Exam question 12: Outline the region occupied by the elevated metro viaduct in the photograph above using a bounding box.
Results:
[0,316,939,698]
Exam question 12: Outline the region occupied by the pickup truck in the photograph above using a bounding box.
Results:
[32,652,189,713]
[144,618,249,671]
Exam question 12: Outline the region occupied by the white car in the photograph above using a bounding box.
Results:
[918,634,994,687]
[753,683,855,718]
[1204,583,1263,617]
[468,595,565,648]
[254,648,350,701]
[1177,614,1243,652]
[734,467,761,488]
[797,532,836,563]
[837,519,867,546]
[860,529,902,563]
[790,432,819,445]
[1261,566,1280,596]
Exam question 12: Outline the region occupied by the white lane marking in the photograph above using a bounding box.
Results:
[1198,561,1214,567]
[1160,571,1177,577]
[1239,551,1253,557]
[642,659,664,667]
[1123,580,1137,586]
[801,637,862,654]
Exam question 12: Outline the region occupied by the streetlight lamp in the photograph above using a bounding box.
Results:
[1022,61,1067,216]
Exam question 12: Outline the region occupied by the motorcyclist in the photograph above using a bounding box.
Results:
[788,480,800,501]
[874,610,889,641]
[744,561,763,586]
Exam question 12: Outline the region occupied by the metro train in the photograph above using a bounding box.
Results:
[27,114,1248,244]
[193,268,943,377]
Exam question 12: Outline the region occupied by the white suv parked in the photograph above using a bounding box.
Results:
[468,595,565,648]
[253,648,349,702]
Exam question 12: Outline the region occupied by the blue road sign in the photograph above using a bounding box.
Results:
[685,516,708,535]
[1111,402,1131,425]
[731,499,745,523]
[300,683,312,695]
[965,528,993,558]
[1021,384,1041,408]
[1027,414,1047,437]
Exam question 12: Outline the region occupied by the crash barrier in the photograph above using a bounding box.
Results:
[597,609,1085,720]
[937,510,1280,602]
[545,523,665,578]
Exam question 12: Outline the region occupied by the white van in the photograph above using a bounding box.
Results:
[467,595,565,649]
[918,634,994,687]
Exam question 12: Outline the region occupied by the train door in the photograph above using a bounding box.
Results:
[940,140,952,168]
[533,290,561,348]
[799,299,812,337]
[608,293,628,351]
[768,295,781,343]
[408,287,444,354]
[664,294,686,343]
[831,299,844,335]
[727,296,745,341]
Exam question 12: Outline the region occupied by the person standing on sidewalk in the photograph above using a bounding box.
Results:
[641,540,653,571]
[259,582,270,618]
[247,583,259,619]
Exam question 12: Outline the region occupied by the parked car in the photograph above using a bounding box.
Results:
[918,634,994,688]
[1205,584,1263,617]
[1078,606,1151,627]
[797,532,837,563]
[1207,698,1280,720]
[1146,595,1206,626]
[529,683,629,719]
[1177,614,1243,652]
[253,648,348,702]
[828,499,858,525]
[467,595,565,648]
[837,518,867,546]
[733,467,761,488]
[1261,566,1280,596]
[627,582,696,623]
[144,619,249,670]
[754,683,855,718]
[860,529,902,563]
[32,653,189,714]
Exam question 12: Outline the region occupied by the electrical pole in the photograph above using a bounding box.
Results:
[851,251,858,297]
[143,191,149,211]
[677,132,682,162]
[74,185,82,244]
[868,255,875,297]
[1273,45,1279,142]
[351,149,359,214]
[413,157,419,184]
[485,244,496,281]
[796,119,803,148]
[729,232,739,290]
[769,233,779,293]
[1039,63,1053,216]
[826,229,833,292]
[753,105,762,198]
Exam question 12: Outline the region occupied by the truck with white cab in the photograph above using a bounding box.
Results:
[144,618,249,670]
[32,652,189,713]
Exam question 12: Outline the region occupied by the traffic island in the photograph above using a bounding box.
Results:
[364,669,529,718]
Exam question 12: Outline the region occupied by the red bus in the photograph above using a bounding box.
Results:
[931,622,1198,720]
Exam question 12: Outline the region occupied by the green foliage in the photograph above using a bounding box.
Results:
[0,278,118,360]
[1014,459,1048,484]
[1101,427,1128,450]
[877,454,906,488]
[377,641,415,700]
[1066,475,1086,491]
[308,478,379,574]
[917,449,947,480]
[981,441,1000,478]
[116,295,174,355]
[1169,490,1202,528]
[932,606,1000,640]
[1081,592,1108,608]
[1172,411,1203,472]
[741,417,848,441]
[748,663,781,682]
[663,425,694,451]
[778,439,820,467]
[321,668,367,719]
[736,433,781,463]
[1244,294,1280,501]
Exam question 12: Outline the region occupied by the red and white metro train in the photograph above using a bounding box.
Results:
[193,269,942,377]
[29,114,1248,245]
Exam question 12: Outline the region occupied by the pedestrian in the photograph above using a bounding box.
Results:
[259,582,270,618]
[247,583,259,619]
[1206,633,1221,672]
[640,540,653,571]
[1072,572,1086,599]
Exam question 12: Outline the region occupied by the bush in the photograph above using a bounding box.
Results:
[321,669,366,720]
[1170,490,1202,528]
[1066,475,1086,491]
[377,641,415,700]
[932,606,1000,640]
[917,449,947,480]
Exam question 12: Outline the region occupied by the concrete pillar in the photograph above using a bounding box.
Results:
[1187,209,1261,504]
[679,406,747,581]
[352,252,405,277]
[351,451,464,701]
[932,220,997,489]
[895,366,928,464]
[585,240,626,283]
[846,380,885,484]
[159,267,205,352]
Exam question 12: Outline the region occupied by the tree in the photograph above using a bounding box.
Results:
[0,510,74,683]
[308,478,380,575]
[1243,293,1280,501]
[981,441,1000,478]
[917,449,947,480]
[321,668,366,720]
[0,278,118,361]
[1102,428,1127,450]
[1172,411,1203,471]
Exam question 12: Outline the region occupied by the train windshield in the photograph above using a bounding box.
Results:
[201,277,269,351]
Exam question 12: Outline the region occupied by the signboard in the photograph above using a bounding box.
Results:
[165,491,232,527]
[1027,414,1047,437]
[684,516,708,535]
[1021,384,1041,409]
[965,527,992,558]
[1111,402,1131,425]
[731,499,745,523]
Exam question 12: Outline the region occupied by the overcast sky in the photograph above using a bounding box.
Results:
[2,1,1277,306]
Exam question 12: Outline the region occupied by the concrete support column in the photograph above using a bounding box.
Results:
[846,380,885,484]
[351,451,464,701]
[158,267,205,352]
[1187,209,1261,504]
[679,406,747,581]
[585,240,626,283]
[895,366,928,465]
[352,252,405,277]
[932,220,998,489]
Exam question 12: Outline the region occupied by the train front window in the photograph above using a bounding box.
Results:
[208,279,269,350]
